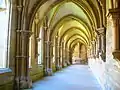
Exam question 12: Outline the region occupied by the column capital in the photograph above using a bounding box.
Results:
[45,41,52,44]
[96,27,105,35]
[36,37,41,41]
[107,8,120,19]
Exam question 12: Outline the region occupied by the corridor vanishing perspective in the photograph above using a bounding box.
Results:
[1,0,120,90]
[33,65,102,90]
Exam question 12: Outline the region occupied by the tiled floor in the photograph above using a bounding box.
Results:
[32,65,102,90]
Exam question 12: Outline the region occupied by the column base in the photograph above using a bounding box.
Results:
[62,63,67,68]
[15,76,32,89]
[56,65,61,70]
[45,68,53,76]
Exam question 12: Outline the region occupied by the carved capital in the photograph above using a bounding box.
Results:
[96,27,105,35]
[108,8,120,19]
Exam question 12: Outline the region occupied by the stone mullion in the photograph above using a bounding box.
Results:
[59,46,62,68]
[69,49,73,64]
[43,22,48,75]
[34,21,38,65]
[96,35,101,58]
[67,49,70,64]
[98,35,102,52]
[30,22,35,67]
[97,27,106,61]
[45,41,52,75]
[43,28,47,75]
[63,48,66,64]
[61,42,65,67]
[94,41,97,58]
[57,38,61,69]
[101,32,106,61]
[50,43,53,69]
[54,37,59,70]
[64,46,68,65]
[60,44,62,67]
[91,42,95,58]
[79,43,81,58]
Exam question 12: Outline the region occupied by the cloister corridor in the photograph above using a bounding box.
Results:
[1,0,120,90]
[32,65,102,90]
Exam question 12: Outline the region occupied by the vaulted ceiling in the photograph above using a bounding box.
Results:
[31,0,105,50]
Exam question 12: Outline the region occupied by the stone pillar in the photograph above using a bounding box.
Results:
[91,40,95,58]
[46,41,53,76]
[43,23,47,76]
[14,4,32,89]
[59,45,62,69]
[69,49,73,64]
[79,43,81,58]
[108,8,120,60]
[97,27,106,61]
[63,48,66,65]
[54,36,59,70]
[96,35,102,58]
[61,41,65,67]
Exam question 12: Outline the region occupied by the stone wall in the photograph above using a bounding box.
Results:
[105,20,120,90]
[89,20,120,90]
[88,58,105,90]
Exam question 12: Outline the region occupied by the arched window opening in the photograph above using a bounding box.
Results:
[38,28,43,65]
[53,45,55,63]
[0,0,11,68]
[29,36,32,68]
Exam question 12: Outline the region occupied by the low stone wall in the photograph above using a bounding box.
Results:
[30,66,44,82]
[0,72,14,90]
[88,58,106,90]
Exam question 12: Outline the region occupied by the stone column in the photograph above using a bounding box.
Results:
[79,43,81,58]
[43,23,47,76]
[59,45,62,69]
[108,8,120,60]
[96,35,101,58]
[54,36,59,70]
[14,4,32,89]
[46,41,53,76]
[61,41,65,67]
[91,40,95,58]
[97,27,106,61]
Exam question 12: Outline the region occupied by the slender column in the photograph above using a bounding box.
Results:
[96,35,102,58]
[50,42,54,71]
[45,41,53,75]
[43,24,47,75]
[61,41,65,67]
[97,27,106,61]
[91,41,95,58]
[108,8,120,60]
[56,45,61,70]
[55,36,59,70]
[67,49,70,65]
[59,45,62,69]
[79,43,81,58]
